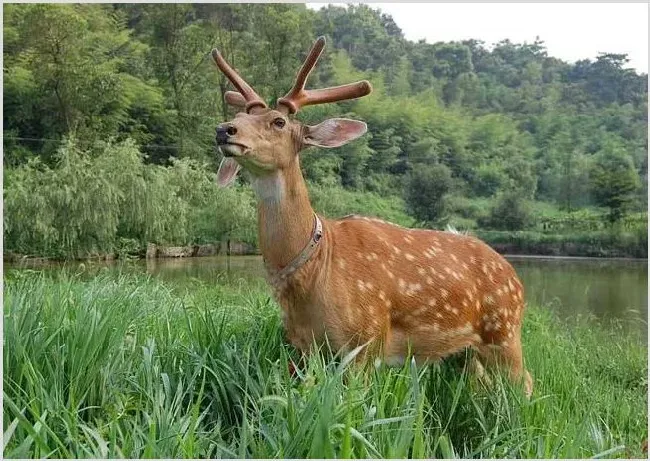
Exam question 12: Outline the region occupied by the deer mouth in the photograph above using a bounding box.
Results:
[218,142,248,157]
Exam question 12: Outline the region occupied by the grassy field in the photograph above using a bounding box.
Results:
[3,269,648,458]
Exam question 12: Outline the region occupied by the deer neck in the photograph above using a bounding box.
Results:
[252,157,317,271]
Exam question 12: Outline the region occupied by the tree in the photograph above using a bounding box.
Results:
[590,142,641,223]
[3,4,163,163]
[480,191,534,231]
[404,163,453,225]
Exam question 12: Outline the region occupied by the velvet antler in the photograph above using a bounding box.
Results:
[276,36,372,115]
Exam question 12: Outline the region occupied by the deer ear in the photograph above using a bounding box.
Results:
[303,118,367,148]
[224,91,247,110]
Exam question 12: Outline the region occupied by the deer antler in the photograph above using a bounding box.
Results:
[277,36,373,115]
[211,49,267,113]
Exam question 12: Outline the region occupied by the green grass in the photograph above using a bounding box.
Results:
[3,270,647,458]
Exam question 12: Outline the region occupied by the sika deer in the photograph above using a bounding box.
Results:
[211,37,533,397]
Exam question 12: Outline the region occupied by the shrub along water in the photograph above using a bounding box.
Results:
[3,138,259,259]
[3,270,647,458]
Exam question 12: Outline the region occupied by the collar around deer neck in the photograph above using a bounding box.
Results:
[264,213,323,285]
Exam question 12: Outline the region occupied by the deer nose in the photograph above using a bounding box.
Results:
[215,124,237,145]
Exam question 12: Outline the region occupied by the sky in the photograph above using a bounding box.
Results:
[307,2,649,73]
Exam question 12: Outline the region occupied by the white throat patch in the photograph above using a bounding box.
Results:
[252,172,285,204]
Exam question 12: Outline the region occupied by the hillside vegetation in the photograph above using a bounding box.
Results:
[3,4,647,259]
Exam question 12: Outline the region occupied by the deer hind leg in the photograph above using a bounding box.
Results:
[475,332,533,398]
[467,352,494,389]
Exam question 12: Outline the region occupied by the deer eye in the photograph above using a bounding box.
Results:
[272,118,286,129]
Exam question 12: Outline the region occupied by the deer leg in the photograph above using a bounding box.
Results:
[467,352,494,389]
[476,334,533,398]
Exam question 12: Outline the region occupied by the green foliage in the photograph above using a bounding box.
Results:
[404,163,453,225]
[2,3,647,258]
[3,271,647,458]
[309,183,414,227]
[477,228,648,259]
[480,191,535,231]
[590,141,641,223]
[3,138,257,259]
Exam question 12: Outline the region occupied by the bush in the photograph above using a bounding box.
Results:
[479,191,535,231]
[404,163,453,225]
[3,138,257,259]
[477,228,648,258]
[309,183,414,227]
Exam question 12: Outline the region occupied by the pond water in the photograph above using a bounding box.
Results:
[5,254,648,340]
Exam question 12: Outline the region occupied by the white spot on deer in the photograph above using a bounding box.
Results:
[496,287,503,296]
[435,312,443,319]
[426,276,434,285]
[392,246,401,255]
[444,303,452,311]
[428,298,437,307]
[379,290,386,300]
[475,300,480,310]
[398,279,406,290]
[410,283,422,292]
[417,267,426,275]
[357,280,366,292]
[484,295,495,305]
[437,273,446,281]
[433,322,440,332]
[404,235,414,243]
[465,289,474,300]
[451,307,459,315]
[444,267,452,274]
[440,288,449,299]
[498,262,503,270]
[462,298,469,308]
[481,264,489,275]
[456,323,473,336]
[405,253,415,261]
[338,259,347,269]
[453,272,462,281]
[429,267,438,275]
[507,331,513,339]
[366,281,374,291]
[450,254,458,263]
[462,262,469,271]
[484,322,493,332]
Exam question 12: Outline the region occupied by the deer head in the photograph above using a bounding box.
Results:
[212,36,373,187]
